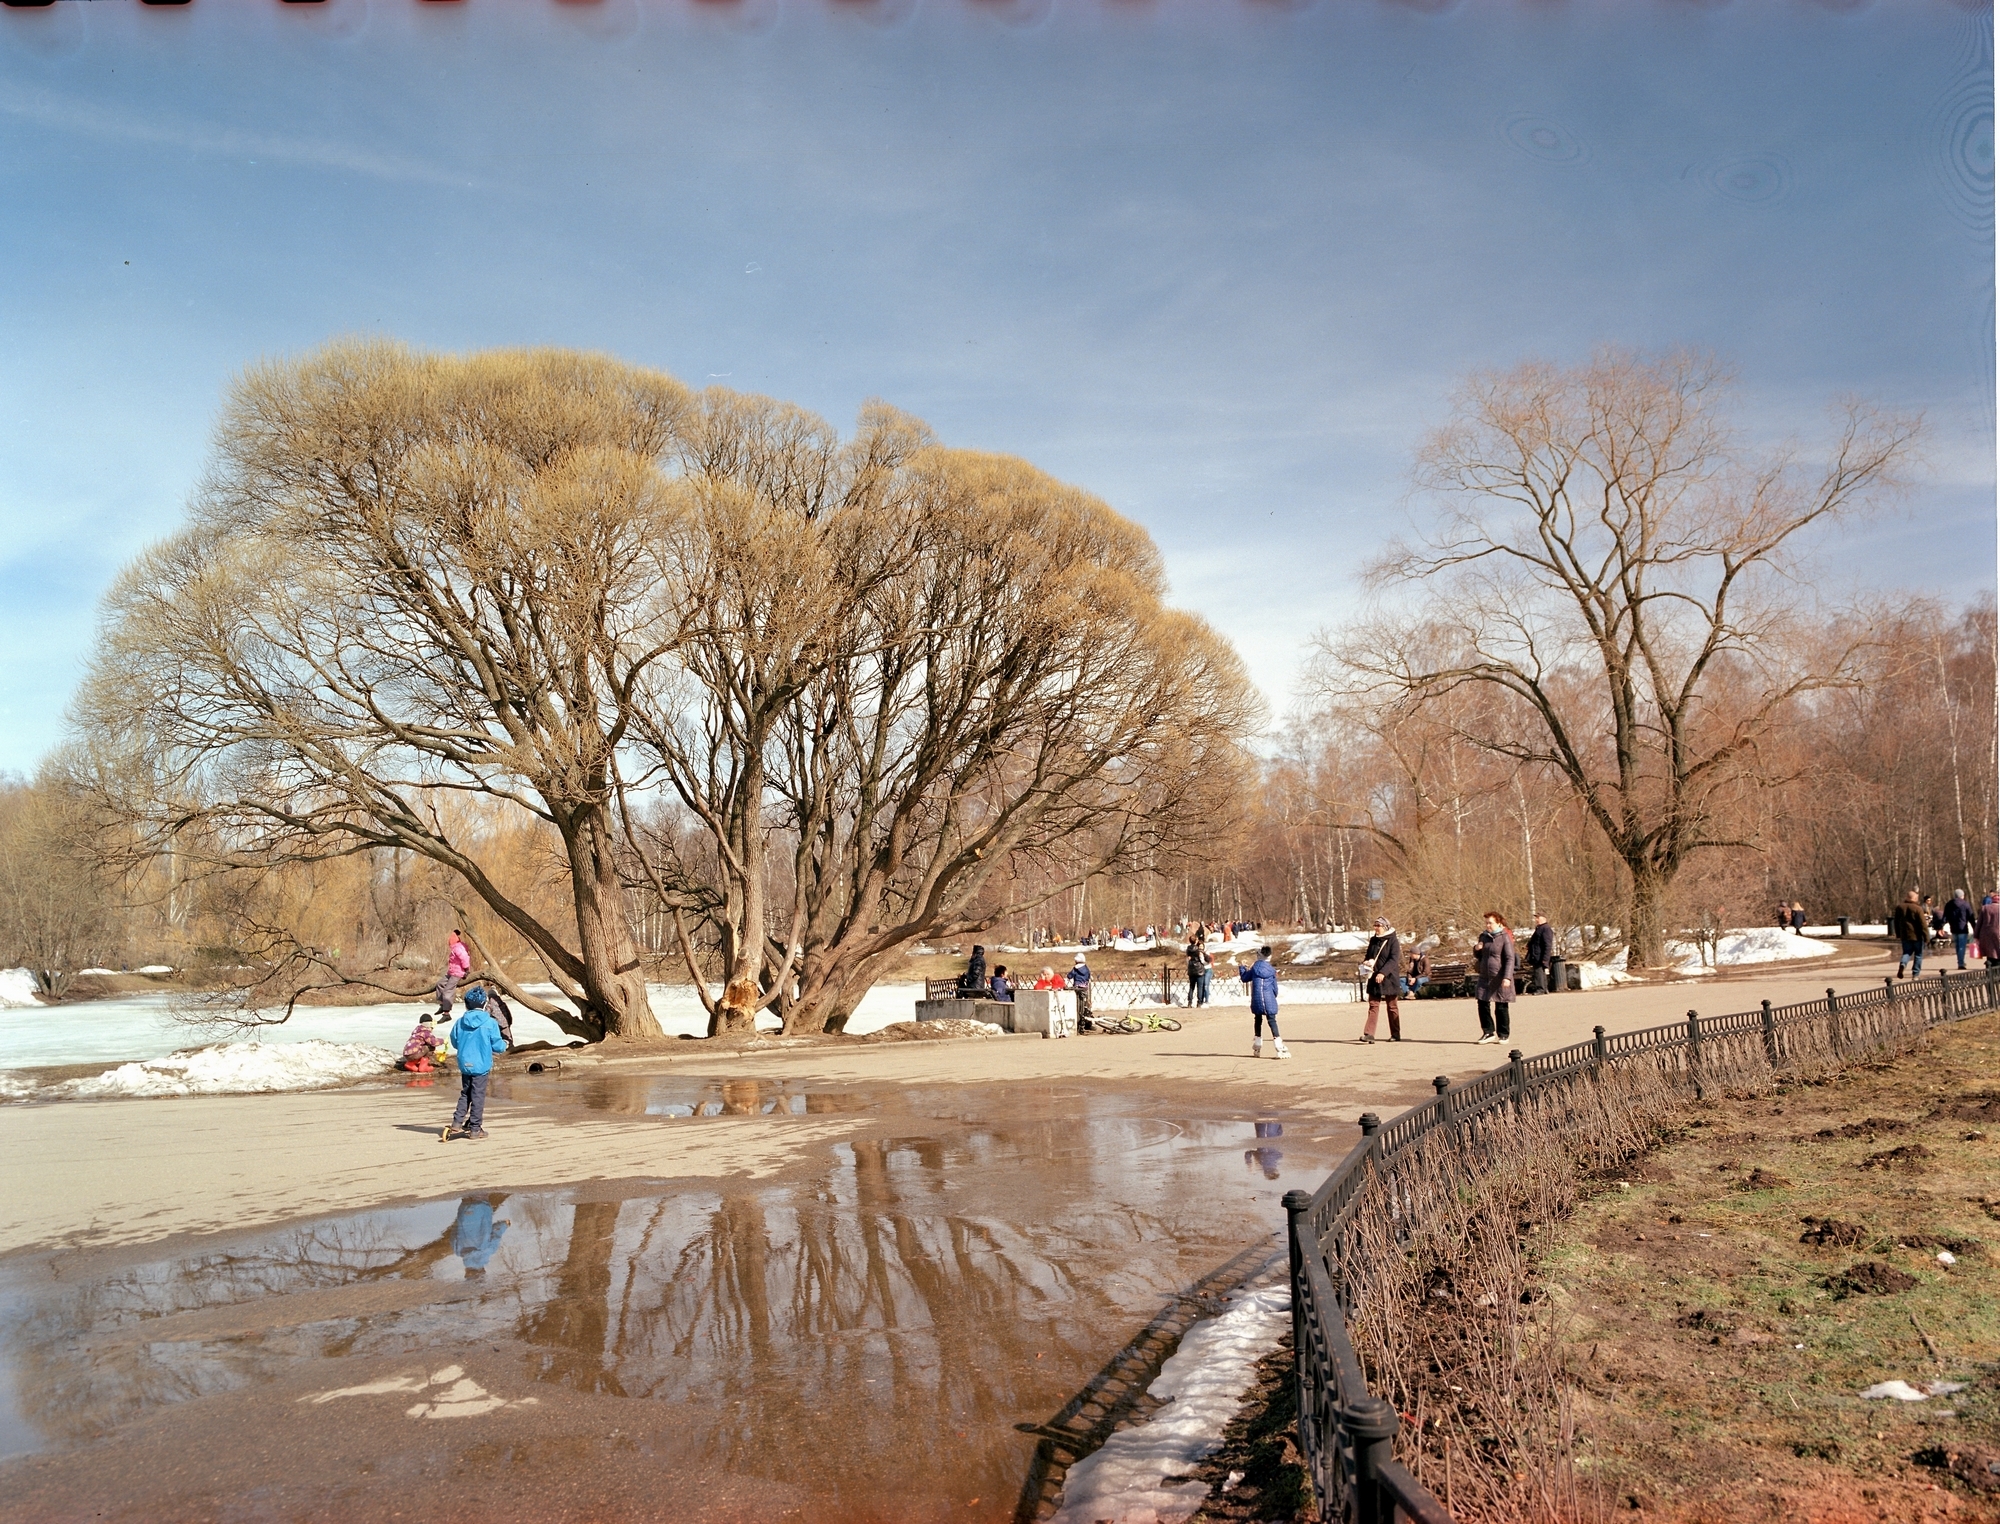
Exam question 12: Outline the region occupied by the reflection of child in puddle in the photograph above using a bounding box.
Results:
[1245,1119,1284,1179]
[452,1196,510,1278]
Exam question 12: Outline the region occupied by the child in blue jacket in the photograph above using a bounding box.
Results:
[443,986,508,1141]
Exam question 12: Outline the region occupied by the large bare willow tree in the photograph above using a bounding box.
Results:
[1314,349,1919,969]
[76,339,1252,1038]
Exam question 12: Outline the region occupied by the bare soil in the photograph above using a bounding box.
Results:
[1539,1012,2000,1522]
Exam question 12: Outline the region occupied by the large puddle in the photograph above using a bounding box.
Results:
[0,1080,1353,1523]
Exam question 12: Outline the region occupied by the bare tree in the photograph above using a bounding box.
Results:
[0,771,116,999]
[1315,349,1920,968]
[74,342,692,1038]
[75,339,1254,1038]
[631,445,1256,1034]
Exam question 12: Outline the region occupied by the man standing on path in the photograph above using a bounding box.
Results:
[1240,946,1290,1059]
[434,928,472,1021]
[1524,913,1555,994]
[1358,917,1402,1044]
[442,986,508,1141]
[1942,890,1975,970]
[1890,891,1930,978]
[1067,953,1094,1030]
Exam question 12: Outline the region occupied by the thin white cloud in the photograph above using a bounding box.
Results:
[0,80,477,190]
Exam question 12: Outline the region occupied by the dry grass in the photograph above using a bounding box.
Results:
[1327,993,1982,1522]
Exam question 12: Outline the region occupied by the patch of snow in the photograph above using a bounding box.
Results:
[1666,927,1838,975]
[1051,1282,1292,1524]
[1860,1379,1967,1401]
[0,1072,34,1102]
[79,968,119,977]
[54,1040,394,1099]
[1284,931,1370,964]
[135,965,175,975]
[0,981,936,1077]
[1806,923,1886,937]
[0,969,41,1009]
[1575,961,1634,991]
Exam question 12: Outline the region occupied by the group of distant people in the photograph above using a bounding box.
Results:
[1888,889,2000,977]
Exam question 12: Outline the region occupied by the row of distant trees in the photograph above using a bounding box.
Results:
[1,341,1987,1031]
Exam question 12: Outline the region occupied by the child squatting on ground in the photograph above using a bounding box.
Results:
[442,986,508,1141]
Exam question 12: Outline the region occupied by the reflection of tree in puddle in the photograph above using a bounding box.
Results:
[6,1100,1307,1506]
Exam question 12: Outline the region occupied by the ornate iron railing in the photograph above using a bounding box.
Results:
[1282,968,2000,1523]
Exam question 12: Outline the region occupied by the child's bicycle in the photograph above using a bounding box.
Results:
[1086,1011,1182,1034]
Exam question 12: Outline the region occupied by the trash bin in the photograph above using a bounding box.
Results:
[1548,955,1566,994]
[1837,916,1850,937]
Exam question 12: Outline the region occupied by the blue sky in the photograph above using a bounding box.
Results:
[0,0,1992,775]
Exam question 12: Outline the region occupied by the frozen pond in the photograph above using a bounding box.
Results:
[0,983,930,1074]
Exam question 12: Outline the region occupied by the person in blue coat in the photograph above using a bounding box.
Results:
[1239,946,1290,1059]
[443,985,508,1141]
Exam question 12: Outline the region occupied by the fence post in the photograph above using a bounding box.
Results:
[1760,999,1778,1068]
[1343,1393,1401,1524]
[1592,1024,1608,1075]
[1508,1050,1526,1113]
[1686,1010,1703,1099]
[1281,1187,1315,1498]
[1826,987,1843,1058]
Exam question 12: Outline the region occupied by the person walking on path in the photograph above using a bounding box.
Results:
[434,928,473,1021]
[1067,953,1094,1029]
[1789,902,1807,935]
[1942,891,1976,970]
[1976,893,2000,970]
[1358,917,1402,1043]
[442,986,508,1141]
[1474,912,1517,1045]
[1524,913,1555,994]
[1185,932,1213,1008]
[1239,946,1290,1058]
[1890,892,1929,978]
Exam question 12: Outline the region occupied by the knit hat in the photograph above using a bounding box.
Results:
[464,986,488,1008]
[419,1013,434,1025]
[1074,953,1087,964]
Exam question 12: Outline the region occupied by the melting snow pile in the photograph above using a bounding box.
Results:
[1050,1282,1291,1524]
[56,1040,394,1098]
[0,969,41,1009]
[1668,927,1838,976]
[1283,931,1370,965]
[865,1018,1007,1042]
[1575,961,1634,991]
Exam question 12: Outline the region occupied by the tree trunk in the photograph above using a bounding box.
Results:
[1625,863,1671,971]
[569,804,663,1040]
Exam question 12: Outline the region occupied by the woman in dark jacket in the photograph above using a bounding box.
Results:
[1474,912,1516,1045]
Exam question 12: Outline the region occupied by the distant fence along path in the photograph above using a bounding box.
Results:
[1281,968,2000,1524]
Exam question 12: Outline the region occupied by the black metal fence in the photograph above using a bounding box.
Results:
[1280,967,2000,1524]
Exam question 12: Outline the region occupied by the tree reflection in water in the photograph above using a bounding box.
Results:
[3,1098,1326,1511]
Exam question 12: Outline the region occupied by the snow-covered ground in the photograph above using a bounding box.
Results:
[0,969,40,1009]
[1665,927,1839,976]
[0,982,932,1099]
[55,1041,396,1099]
[1050,1280,1292,1524]
[1282,930,1371,964]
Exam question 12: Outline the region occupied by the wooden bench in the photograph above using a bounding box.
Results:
[1410,960,1472,998]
